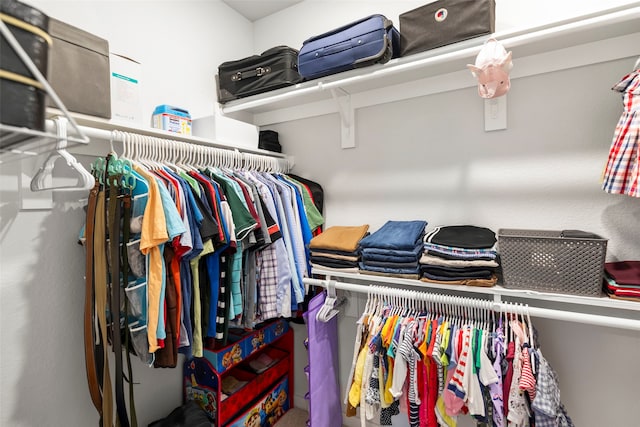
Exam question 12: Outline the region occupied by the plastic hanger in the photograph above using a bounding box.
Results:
[30,117,95,192]
[317,280,343,322]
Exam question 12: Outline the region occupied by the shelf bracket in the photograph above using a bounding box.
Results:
[328,87,355,149]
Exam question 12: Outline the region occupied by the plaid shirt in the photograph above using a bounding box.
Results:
[602,70,640,197]
[256,245,279,320]
[532,350,575,427]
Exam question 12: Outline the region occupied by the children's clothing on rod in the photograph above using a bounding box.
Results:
[343,287,574,427]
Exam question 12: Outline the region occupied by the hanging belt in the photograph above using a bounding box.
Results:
[108,181,130,427]
[95,190,114,427]
[84,183,103,418]
[121,194,138,427]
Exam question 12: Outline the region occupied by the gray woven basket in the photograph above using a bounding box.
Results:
[497,229,607,296]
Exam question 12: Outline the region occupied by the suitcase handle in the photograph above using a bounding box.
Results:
[231,66,272,81]
[302,14,392,45]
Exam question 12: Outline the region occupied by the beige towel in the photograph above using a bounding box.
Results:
[309,225,369,253]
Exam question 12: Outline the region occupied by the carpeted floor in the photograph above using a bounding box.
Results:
[274,407,309,426]
[275,407,353,426]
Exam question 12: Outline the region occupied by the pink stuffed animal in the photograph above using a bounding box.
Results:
[467,38,513,99]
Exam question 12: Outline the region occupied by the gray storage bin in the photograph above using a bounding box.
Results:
[46,17,110,118]
[497,229,607,296]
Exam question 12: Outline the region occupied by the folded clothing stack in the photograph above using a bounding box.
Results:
[603,261,640,301]
[358,220,427,279]
[420,225,499,287]
[309,225,370,272]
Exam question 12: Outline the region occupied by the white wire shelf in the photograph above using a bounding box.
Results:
[46,109,290,159]
[0,123,89,163]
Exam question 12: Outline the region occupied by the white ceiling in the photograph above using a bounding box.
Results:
[222,0,303,22]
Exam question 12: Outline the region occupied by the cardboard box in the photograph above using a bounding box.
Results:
[46,18,111,118]
[110,53,141,124]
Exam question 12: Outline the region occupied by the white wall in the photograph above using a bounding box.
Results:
[0,1,253,426]
[1,1,639,427]
[27,0,255,120]
[273,58,640,427]
[253,1,640,426]
[253,0,639,52]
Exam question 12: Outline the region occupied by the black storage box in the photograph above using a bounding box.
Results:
[0,0,50,137]
[46,18,111,118]
[259,130,282,153]
[399,0,496,57]
[217,45,303,104]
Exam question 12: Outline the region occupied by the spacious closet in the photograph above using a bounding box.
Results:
[1,1,639,427]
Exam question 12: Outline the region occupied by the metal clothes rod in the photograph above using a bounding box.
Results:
[44,119,289,160]
[303,278,640,332]
[43,118,292,175]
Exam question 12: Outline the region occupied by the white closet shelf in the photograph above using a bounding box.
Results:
[221,4,640,128]
[46,108,289,159]
[311,268,640,314]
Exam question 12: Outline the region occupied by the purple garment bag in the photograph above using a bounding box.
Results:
[303,291,343,427]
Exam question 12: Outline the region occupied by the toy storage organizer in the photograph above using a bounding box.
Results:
[184,319,294,427]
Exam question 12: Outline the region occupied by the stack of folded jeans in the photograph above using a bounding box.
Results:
[358,220,427,279]
[420,225,499,287]
[309,225,370,272]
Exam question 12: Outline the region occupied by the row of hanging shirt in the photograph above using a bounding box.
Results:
[90,134,323,367]
[344,290,574,427]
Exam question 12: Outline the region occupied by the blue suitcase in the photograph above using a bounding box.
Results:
[297,14,400,80]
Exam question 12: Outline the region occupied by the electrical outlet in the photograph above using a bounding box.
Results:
[484,96,507,131]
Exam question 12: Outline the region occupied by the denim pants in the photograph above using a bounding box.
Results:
[359,262,420,275]
[358,220,427,250]
[361,244,423,262]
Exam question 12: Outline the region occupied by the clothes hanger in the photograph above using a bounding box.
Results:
[30,117,95,192]
[152,136,165,170]
[317,280,343,322]
[523,303,537,374]
[146,136,157,169]
[504,303,511,352]
[411,290,419,317]
[164,141,181,173]
[131,133,149,170]
[362,288,372,318]
[526,304,535,348]
[176,141,193,172]
[410,291,417,317]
